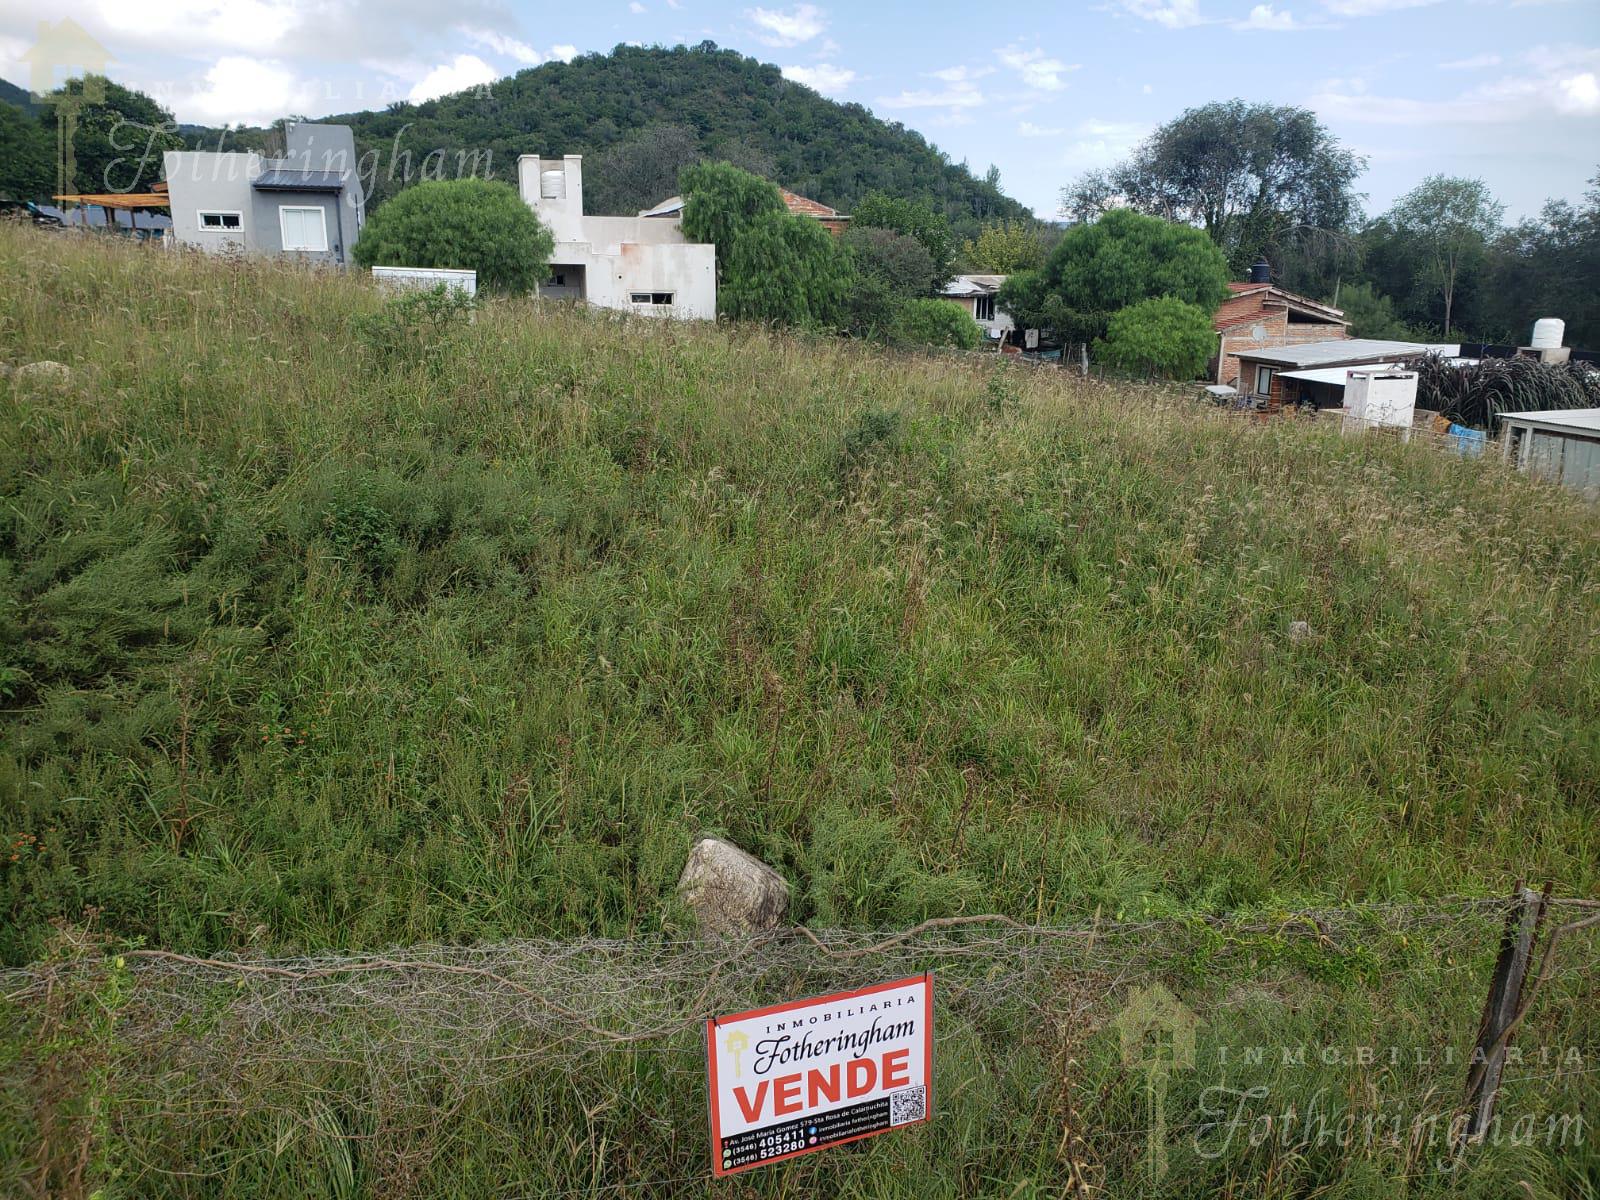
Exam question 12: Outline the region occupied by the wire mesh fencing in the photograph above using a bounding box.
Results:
[2,897,1595,1198]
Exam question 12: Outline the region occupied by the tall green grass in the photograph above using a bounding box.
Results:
[3,228,1595,961]
[0,228,1596,1197]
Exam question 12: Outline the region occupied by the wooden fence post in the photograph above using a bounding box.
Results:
[1462,885,1547,1141]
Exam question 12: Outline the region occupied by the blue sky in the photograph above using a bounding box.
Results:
[3,0,1597,220]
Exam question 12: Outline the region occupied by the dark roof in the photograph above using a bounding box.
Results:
[252,169,346,192]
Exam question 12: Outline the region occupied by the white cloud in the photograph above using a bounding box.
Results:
[1557,71,1600,113]
[459,27,543,64]
[781,62,855,94]
[1319,0,1436,13]
[177,56,319,126]
[997,45,1078,90]
[1312,49,1600,123]
[1438,53,1501,70]
[929,64,991,83]
[551,44,579,61]
[747,4,827,46]
[1019,121,1065,137]
[1234,4,1300,30]
[1060,118,1149,174]
[877,84,984,109]
[629,1,646,12]
[407,53,497,102]
[1112,0,1203,28]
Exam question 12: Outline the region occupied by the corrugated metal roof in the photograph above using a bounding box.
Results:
[1499,407,1600,434]
[252,169,346,191]
[1241,339,1458,368]
[940,274,1007,297]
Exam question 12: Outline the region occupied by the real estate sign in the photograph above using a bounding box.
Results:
[705,975,933,1176]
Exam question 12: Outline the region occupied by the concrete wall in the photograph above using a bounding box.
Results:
[162,124,364,267]
[520,154,716,320]
[546,239,716,320]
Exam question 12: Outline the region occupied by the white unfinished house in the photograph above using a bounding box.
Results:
[518,155,716,320]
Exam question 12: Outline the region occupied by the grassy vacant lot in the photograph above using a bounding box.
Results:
[1,227,1596,1198]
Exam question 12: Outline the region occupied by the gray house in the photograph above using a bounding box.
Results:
[163,123,365,266]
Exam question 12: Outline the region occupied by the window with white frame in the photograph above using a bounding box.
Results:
[1254,366,1274,396]
[974,294,995,322]
[279,205,328,252]
[198,210,241,230]
[629,292,674,305]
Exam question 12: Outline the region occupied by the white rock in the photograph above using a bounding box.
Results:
[1288,620,1314,645]
[677,837,790,937]
[15,360,72,385]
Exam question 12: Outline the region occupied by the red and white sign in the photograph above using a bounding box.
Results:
[705,974,933,1177]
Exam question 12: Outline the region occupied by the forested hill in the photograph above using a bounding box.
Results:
[324,42,1030,227]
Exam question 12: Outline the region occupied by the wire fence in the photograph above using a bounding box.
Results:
[2,896,1596,1198]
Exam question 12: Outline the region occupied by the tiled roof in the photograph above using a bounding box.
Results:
[780,188,847,219]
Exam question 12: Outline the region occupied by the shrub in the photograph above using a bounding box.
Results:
[1093,296,1216,378]
[853,191,955,290]
[890,298,983,350]
[352,284,475,368]
[352,178,552,294]
[999,209,1229,343]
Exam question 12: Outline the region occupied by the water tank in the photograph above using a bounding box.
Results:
[1530,317,1564,349]
[539,169,566,200]
[1248,257,1271,284]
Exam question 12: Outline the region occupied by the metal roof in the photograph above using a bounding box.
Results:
[1240,339,1459,368]
[252,169,346,191]
[1498,408,1600,435]
[939,274,1007,297]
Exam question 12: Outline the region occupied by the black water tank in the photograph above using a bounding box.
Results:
[1248,257,1271,284]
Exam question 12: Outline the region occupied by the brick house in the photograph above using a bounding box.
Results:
[1211,260,1348,388]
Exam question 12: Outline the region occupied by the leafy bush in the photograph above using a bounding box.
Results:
[853,191,955,290]
[890,298,983,350]
[1093,296,1216,378]
[352,284,475,368]
[999,209,1229,343]
[352,178,552,294]
[841,225,936,339]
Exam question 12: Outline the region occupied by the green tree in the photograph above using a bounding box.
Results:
[1483,170,1599,349]
[680,160,787,268]
[999,209,1229,342]
[681,161,849,326]
[1063,100,1364,286]
[1093,297,1216,378]
[852,191,955,289]
[843,225,934,297]
[890,298,983,350]
[587,122,702,215]
[960,219,1047,274]
[0,103,54,201]
[840,224,936,339]
[1381,175,1504,337]
[1332,281,1414,340]
[352,178,553,293]
[39,75,184,195]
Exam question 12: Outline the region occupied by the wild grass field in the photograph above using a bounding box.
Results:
[1,227,1596,1198]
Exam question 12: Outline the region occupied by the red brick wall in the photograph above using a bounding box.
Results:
[1215,310,1287,387]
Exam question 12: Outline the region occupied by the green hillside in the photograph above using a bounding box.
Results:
[322,43,1028,226]
[1,229,1597,1198]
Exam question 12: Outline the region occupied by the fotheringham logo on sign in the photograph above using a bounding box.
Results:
[705,974,933,1177]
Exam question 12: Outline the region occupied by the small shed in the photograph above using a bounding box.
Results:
[1499,408,1600,498]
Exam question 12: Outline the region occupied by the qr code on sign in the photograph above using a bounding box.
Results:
[889,1086,925,1126]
